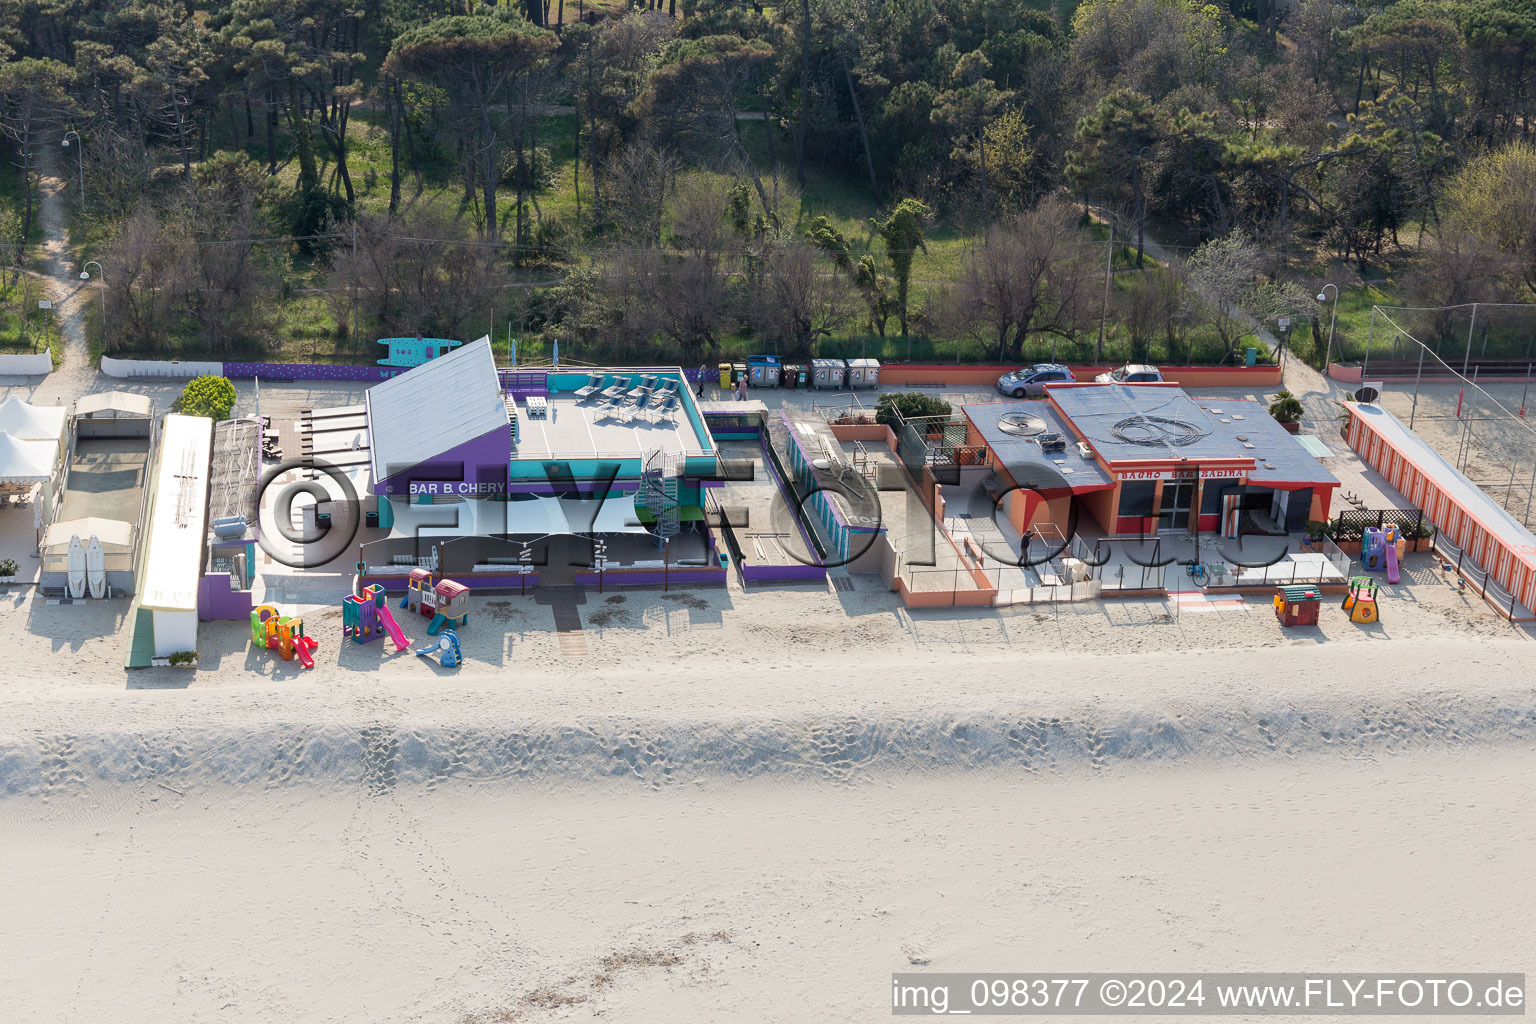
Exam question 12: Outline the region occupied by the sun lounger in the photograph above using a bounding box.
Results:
[626,374,659,400]
[573,373,605,400]
[600,377,632,402]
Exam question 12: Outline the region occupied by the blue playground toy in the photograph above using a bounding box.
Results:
[416,629,462,668]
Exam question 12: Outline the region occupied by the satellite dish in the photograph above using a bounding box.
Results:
[1354,385,1381,404]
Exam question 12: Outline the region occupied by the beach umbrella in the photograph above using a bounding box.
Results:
[510,336,517,368]
[552,338,559,368]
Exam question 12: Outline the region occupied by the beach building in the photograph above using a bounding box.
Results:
[38,392,156,597]
[343,339,723,588]
[961,383,1339,540]
[130,414,213,662]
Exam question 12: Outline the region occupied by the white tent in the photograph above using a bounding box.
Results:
[0,397,66,444]
[0,431,58,485]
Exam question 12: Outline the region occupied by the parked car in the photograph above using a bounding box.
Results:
[1095,363,1165,384]
[996,363,1074,398]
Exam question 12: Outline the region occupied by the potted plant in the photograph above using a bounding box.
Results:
[0,558,17,578]
[156,650,199,669]
[1269,391,1305,433]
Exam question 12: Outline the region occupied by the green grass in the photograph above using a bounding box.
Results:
[0,276,57,357]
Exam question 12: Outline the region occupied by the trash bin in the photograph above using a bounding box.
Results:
[1245,347,1258,367]
[732,362,748,388]
[783,363,808,388]
[811,358,846,389]
[718,361,735,388]
[365,510,380,529]
[316,511,332,532]
[846,357,881,388]
[747,355,782,387]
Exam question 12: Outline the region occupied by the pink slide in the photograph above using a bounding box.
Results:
[1384,542,1400,584]
[377,604,410,652]
[295,635,318,669]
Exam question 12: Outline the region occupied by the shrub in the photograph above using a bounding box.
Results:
[0,557,18,577]
[167,650,198,666]
[174,375,237,420]
[1303,520,1330,542]
[875,391,951,428]
[1268,390,1304,424]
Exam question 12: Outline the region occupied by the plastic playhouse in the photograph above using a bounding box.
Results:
[400,569,471,635]
[343,579,411,652]
[1273,585,1322,626]
[1361,525,1401,584]
[416,629,462,668]
[1342,576,1380,624]
[251,605,319,668]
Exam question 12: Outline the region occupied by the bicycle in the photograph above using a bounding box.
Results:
[1186,561,1210,586]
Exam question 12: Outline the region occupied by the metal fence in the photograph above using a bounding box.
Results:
[1431,531,1536,621]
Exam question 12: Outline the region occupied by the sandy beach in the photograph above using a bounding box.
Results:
[2,557,1534,1022]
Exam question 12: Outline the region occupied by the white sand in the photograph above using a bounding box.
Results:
[2,544,1535,1022]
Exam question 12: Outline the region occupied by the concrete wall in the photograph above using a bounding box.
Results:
[101,355,222,379]
[0,352,53,375]
[877,363,1283,389]
[151,607,198,656]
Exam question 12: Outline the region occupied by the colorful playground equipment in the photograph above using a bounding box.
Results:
[1273,585,1322,626]
[250,605,319,668]
[416,629,462,668]
[1361,525,1401,584]
[400,568,471,635]
[1342,576,1381,624]
[343,576,411,652]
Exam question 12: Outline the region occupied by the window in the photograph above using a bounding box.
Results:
[1200,479,1238,515]
[1118,481,1156,517]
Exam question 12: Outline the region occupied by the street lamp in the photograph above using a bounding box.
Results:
[1317,283,1339,375]
[61,130,84,212]
[80,261,106,351]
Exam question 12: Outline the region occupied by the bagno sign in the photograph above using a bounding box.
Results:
[1117,467,1243,482]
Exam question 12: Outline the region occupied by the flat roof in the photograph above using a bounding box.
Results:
[1350,402,1536,571]
[510,389,712,462]
[366,339,508,481]
[960,401,1114,489]
[44,517,134,551]
[1045,384,1337,487]
[140,414,212,613]
[208,418,261,543]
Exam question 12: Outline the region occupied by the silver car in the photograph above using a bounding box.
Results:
[1095,363,1164,384]
[997,363,1074,398]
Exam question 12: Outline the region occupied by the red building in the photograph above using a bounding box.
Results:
[961,383,1338,539]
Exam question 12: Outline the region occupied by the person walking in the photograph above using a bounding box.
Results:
[696,364,707,398]
[736,374,748,402]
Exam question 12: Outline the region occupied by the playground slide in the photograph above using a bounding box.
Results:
[295,635,318,669]
[1385,542,1400,584]
[427,612,447,636]
[377,604,410,651]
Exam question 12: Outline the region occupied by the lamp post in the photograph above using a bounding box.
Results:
[1316,283,1339,375]
[61,130,84,212]
[80,261,106,351]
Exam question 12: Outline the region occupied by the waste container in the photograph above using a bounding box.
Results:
[365,510,379,529]
[718,362,735,388]
[783,363,809,388]
[811,358,846,389]
[315,511,332,532]
[846,357,881,388]
[747,355,782,387]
